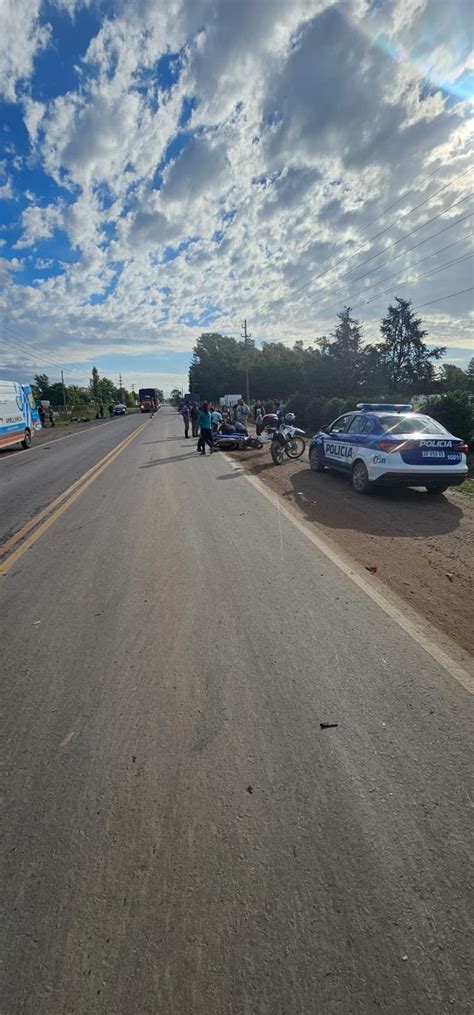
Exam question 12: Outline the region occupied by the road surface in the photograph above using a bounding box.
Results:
[0,407,472,1014]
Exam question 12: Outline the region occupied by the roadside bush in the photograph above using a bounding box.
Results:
[423,390,473,444]
[285,391,309,426]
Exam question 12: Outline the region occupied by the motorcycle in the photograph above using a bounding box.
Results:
[211,422,264,452]
[262,413,306,465]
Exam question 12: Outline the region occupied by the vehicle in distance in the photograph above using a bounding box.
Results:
[0,379,41,451]
[113,403,128,416]
[139,388,159,412]
[309,403,469,495]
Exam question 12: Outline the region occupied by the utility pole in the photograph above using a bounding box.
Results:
[241,318,250,405]
[119,372,123,402]
[61,369,68,415]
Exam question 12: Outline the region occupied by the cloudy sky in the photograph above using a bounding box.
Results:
[0,0,472,395]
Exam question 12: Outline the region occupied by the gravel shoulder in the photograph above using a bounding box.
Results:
[234,445,474,656]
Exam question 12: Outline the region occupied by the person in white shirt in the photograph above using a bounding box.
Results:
[211,408,223,432]
[235,399,250,426]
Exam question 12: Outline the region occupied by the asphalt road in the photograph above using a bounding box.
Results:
[0,407,472,1014]
[0,412,147,545]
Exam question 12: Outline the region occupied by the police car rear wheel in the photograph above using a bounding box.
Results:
[309,447,325,472]
[352,460,371,494]
[426,485,448,495]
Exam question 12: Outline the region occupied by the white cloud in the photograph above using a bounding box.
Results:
[0,0,471,375]
[0,0,50,101]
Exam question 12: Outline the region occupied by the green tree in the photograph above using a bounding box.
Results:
[377,297,445,396]
[423,391,473,443]
[321,307,364,396]
[170,388,182,407]
[438,363,468,392]
[97,377,117,405]
[466,357,474,393]
[90,366,100,401]
[33,373,51,399]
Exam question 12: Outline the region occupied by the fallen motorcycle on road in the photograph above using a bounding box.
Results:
[261,413,306,465]
[211,422,264,452]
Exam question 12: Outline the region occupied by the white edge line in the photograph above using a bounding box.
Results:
[226,456,473,694]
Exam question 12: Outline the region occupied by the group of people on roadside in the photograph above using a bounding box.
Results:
[37,405,55,427]
[180,397,283,455]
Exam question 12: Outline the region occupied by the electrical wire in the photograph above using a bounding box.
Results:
[280,165,472,303]
[413,287,474,311]
[348,251,473,314]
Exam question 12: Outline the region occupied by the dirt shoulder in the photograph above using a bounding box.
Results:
[234,445,474,656]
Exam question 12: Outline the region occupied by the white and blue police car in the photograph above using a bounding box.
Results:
[309,404,469,495]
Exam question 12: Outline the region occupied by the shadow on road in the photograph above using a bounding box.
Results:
[141,437,183,445]
[288,466,463,537]
[140,453,200,468]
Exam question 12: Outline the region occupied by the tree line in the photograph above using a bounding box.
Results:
[188,298,473,438]
[33,368,164,411]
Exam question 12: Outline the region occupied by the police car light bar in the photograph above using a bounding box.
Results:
[357,403,413,412]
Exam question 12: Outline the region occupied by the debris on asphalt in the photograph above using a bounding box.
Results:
[246,785,253,794]
[320,722,338,730]
[32,620,41,625]
[445,572,454,582]
[365,564,378,573]
[402,955,408,962]
[132,755,137,763]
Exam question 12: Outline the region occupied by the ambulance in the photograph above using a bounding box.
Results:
[0,380,41,451]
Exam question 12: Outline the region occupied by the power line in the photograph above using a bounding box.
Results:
[332,242,473,311]
[316,212,473,305]
[282,165,472,303]
[0,332,65,372]
[413,287,474,311]
[348,251,473,314]
[288,190,472,310]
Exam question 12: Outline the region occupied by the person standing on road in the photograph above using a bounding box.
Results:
[99,404,104,419]
[190,403,199,437]
[235,399,250,427]
[38,405,46,428]
[182,403,190,438]
[108,403,114,418]
[48,407,55,427]
[197,402,213,455]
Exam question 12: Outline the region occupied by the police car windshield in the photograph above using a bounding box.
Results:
[379,414,449,436]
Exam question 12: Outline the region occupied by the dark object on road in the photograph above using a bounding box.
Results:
[99,404,104,418]
[446,572,454,581]
[365,564,378,573]
[246,785,253,794]
[38,405,46,427]
[320,723,338,730]
[108,403,114,418]
[48,407,55,427]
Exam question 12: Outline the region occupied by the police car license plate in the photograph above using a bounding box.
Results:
[422,450,445,458]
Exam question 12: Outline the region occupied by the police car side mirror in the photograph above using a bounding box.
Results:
[320,425,329,433]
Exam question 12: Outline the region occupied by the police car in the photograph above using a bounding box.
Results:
[309,404,469,495]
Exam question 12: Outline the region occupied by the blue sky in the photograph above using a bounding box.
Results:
[0,0,472,395]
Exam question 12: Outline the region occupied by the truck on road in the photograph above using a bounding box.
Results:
[138,388,160,413]
[0,380,41,451]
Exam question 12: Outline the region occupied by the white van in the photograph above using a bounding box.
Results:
[0,380,41,451]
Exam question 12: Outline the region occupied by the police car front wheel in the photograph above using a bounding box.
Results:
[309,447,325,472]
[351,460,371,494]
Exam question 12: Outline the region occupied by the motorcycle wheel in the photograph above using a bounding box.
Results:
[285,436,306,459]
[271,441,285,465]
[247,437,264,449]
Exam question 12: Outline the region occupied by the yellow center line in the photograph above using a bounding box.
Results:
[0,420,149,576]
